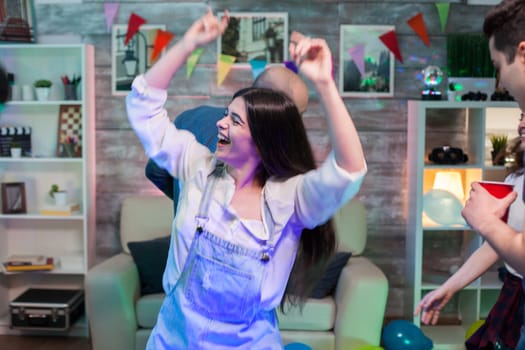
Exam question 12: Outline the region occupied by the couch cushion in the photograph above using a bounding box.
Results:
[310,252,352,299]
[277,297,336,331]
[127,236,170,295]
[136,293,165,328]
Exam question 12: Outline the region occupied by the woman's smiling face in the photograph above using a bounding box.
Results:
[215,97,260,168]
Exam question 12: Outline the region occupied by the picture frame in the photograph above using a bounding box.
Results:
[218,12,288,66]
[1,182,26,214]
[0,0,36,43]
[56,104,82,158]
[339,25,395,98]
[111,24,166,96]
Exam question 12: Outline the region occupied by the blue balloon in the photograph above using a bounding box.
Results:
[382,320,433,350]
[284,343,312,350]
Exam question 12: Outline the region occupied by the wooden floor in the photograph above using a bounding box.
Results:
[0,335,92,350]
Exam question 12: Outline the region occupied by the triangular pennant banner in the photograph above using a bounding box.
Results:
[435,3,450,33]
[150,30,174,63]
[348,44,366,77]
[284,60,298,74]
[217,54,236,86]
[186,48,203,79]
[379,30,403,64]
[407,12,430,46]
[124,12,146,46]
[104,2,119,33]
[249,59,267,80]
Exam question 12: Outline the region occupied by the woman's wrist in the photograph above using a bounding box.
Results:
[180,36,197,55]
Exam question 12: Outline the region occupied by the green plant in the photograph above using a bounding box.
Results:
[9,141,21,149]
[490,134,508,152]
[48,184,60,198]
[33,79,52,88]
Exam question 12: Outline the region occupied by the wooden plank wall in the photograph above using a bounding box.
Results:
[34,0,492,319]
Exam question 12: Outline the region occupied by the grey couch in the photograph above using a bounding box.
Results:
[86,195,388,350]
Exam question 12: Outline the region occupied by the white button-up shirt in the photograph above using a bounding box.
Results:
[126,75,366,310]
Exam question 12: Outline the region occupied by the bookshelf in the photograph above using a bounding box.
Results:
[0,44,95,336]
[406,100,520,349]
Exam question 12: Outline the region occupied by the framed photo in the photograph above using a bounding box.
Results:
[1,182,26,214]
[0,0,36,43]
[218,12,288,66]
[339,25,394,98]
[112,24,166,95]
[56,104,82,157]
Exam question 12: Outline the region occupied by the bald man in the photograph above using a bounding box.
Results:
[145,65,309,209]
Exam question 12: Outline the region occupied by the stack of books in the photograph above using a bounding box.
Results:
[40,203,80,216]
[2,254,55,272]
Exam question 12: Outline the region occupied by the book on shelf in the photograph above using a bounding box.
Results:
[3,255,54,272]
[40,202,80,216]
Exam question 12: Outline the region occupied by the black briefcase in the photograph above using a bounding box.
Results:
[10,288,84,331]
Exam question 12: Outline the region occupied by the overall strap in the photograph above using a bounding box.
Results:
[260,189,276,262]
[195,163,225,232]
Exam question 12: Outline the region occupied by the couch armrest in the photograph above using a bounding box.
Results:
[333,256,388,349]
[85,253,141,350]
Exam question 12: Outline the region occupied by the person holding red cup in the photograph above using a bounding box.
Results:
[416,139,525,349]
[421,1,525,349]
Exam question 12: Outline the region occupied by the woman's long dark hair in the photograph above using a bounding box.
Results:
[232,87,336,311]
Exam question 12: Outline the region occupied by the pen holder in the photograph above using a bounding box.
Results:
[64,84,77,100]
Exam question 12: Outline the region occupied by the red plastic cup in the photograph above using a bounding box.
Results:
[478,181,514,222]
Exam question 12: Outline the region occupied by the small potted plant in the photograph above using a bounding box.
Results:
[490,134,508,165]
[48,184,67,206]
[33,79,52,101]
[9,141,22,158]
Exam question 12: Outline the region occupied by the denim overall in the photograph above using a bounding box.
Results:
[146,173,283,349]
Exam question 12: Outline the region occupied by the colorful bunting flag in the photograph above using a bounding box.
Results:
[186,48,203,79]
[348,44,366,77]
[124,12,146,46]
[150,30,174,63]
[217,54,236,86]
[379,30,403,64]
[249,59,267,80]
[407,13,430,46]
[435,3,450,33]
[104,2,119,33]
[284,60,298,74]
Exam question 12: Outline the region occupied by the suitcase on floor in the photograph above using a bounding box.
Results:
[9,288,84,331]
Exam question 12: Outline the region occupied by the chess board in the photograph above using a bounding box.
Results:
[56,104,82,157]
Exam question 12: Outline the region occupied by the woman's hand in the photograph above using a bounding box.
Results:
[462,182,517,233]
[414,287,454,325]
[182,8,230,53]
[289,31,333,86]
[144,8,229,89]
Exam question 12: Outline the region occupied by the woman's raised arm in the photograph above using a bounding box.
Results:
[289,32,366,174]
[144,8,229,89]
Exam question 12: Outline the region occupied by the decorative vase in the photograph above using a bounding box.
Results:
[10,147,22,158]
[64,85,77,100]
[491,150,506,166]
[35,87,50,101]
[54,191,68,206]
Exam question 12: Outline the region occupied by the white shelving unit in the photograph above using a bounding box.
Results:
[406,100,520,349]
[0,44,95,336]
